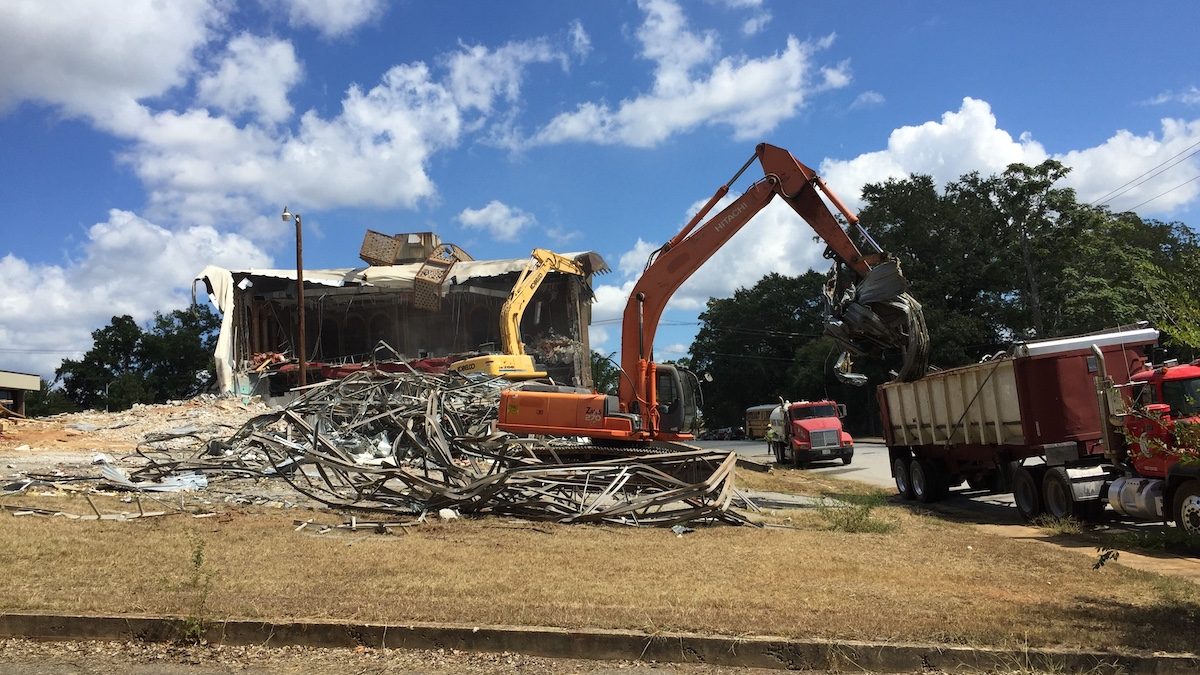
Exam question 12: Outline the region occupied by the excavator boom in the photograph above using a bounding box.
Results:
[618,143,928,418]
[499,142,928,444]
[451,249,586,379]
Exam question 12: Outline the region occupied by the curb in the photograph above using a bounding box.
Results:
[2,613,1197,673]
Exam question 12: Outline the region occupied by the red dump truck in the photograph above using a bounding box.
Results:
[767,399,854,467]
[878,325,1200,534]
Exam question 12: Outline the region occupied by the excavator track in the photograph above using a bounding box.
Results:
[533,439,702,459]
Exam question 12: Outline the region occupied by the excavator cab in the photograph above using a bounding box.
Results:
[652,364,703,435]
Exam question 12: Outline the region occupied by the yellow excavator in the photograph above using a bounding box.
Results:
[450,248,587,379]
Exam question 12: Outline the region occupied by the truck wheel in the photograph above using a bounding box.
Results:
[1011,465,1043,521]
[841,455,853,466]
[893,456,914,500]
[1172,480,1200,536]
[1041,468,1076,520]
[910,459,944,503]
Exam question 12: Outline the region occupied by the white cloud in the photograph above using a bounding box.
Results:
[267,0,385,39]
[1057,118,1200,213]
[568,20,592,58]
[817,97,1200,217]
[0,0,223,120]
[196,34,302,124]
[819,97,1049,210]
[122,61,467,223]
[851,90,885,109]
[659,343,690,359]
[531,0,848,148]
[742,11,772,36]
[457,201,535,242]
[445,39,564,116]
[0,5,575,226]
[0,210,271,378]
[545,226,582,246]
[1143,86,1200,107]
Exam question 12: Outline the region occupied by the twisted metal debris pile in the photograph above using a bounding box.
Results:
[130,370,748,527]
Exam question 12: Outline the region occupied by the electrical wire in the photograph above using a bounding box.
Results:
[1124,172,1200,212]
[0,348,87,354]
[1090,138,1200,207]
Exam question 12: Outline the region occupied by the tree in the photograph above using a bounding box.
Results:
[57,315,144,410]
[56,306,220,411]
[591,351,620,396]
[994,160,1074,337]
[22,378,78,417]
[858,172,1010,367]
[689,272,828,427]
[140,305,221,400]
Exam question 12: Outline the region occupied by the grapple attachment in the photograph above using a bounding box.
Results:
[823,259,929,383]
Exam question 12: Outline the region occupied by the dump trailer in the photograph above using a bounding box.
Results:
[878,326,1184,522]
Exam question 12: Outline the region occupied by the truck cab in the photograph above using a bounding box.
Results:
[767,400,854,467]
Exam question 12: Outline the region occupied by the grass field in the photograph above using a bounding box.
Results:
[3,483,1199,656]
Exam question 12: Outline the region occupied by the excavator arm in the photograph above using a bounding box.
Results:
[619,143,928,417]
[499,249,587,357]
[498,142,927,445]
[451,248,586,379]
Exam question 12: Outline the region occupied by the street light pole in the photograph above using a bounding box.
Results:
[281,206,307,387]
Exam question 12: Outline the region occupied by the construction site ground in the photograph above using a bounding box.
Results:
[2,400,1200,672]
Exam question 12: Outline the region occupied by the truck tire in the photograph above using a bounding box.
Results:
[1042,467,1076,520]
[1011,465,1043,521]
[1172,480,1200,536]
[841,455,853,466]
[893,456,914,500]
[910,459,945,503]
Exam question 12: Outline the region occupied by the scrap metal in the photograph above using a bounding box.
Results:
[123,369,749,527]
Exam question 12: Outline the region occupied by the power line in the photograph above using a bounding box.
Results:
[1125,172,1200,212]
[0,348,86,354]
[1090,138,1200,207]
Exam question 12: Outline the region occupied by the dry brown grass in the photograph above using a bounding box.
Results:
[2,489,1199,655]
[737,465,884,498]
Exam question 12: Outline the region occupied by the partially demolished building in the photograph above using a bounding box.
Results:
[195,231,607,397]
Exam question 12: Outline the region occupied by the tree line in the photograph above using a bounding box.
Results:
[27,306,221,415]
[686,161,1200,434]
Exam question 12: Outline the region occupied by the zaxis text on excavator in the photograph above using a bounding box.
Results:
[498,143,928,446]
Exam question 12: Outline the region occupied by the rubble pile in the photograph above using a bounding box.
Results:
[6,371,748,527]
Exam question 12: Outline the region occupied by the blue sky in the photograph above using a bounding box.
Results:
[2,0,1199,378]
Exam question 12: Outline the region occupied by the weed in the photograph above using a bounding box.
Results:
[821,493,898,534]
[176,534,214,644]
[1031,515,1083,535]
[1102,527,1200,555]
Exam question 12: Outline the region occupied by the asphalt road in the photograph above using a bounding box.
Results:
[691,437,1027,524]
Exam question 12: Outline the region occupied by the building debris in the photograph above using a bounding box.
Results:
[4,371,750,528]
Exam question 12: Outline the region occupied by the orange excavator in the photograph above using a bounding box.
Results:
[498,143,928,447]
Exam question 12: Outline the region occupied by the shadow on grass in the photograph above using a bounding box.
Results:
[1054,589,1200,654]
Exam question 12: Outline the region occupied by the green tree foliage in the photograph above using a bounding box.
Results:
[688,272,828,427]
[56,306,221,411]
[591,351,620,396]
[22,378,79,417]
[141,306,222,400]
[57,314,144,410]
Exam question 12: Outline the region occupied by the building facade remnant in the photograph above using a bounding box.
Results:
[195,232,607,397]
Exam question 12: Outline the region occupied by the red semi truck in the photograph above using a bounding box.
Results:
[767,399,854,467]
[878,325,1200,534]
